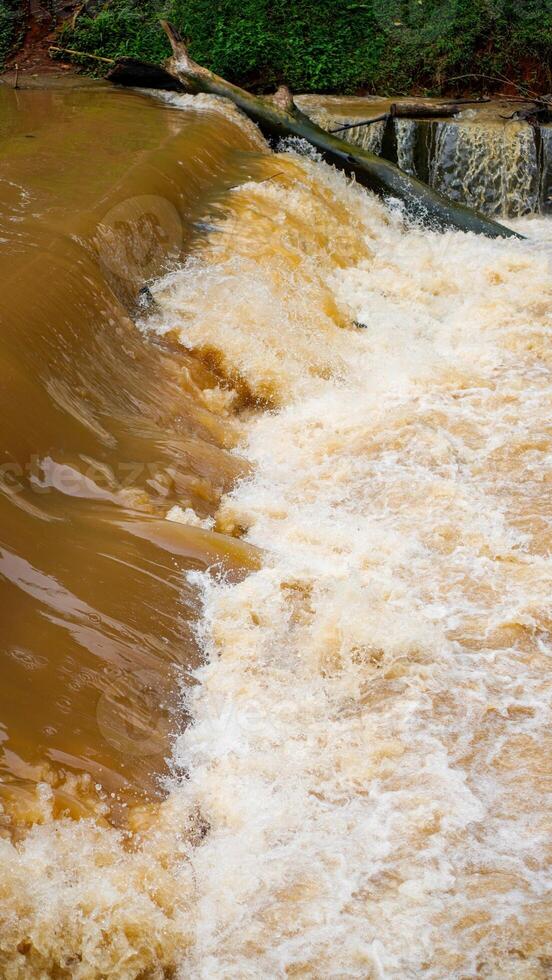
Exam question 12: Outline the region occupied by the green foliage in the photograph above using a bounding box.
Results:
[58,1,170,66]
[0,0,25,67]
[55,0,552,94]
[167,0,383,91]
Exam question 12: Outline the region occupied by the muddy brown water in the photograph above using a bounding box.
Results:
[0,80,264,825]
[1,77,552,980]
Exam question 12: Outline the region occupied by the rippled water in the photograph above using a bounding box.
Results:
[1,84,551,978]
[0,82,264,821]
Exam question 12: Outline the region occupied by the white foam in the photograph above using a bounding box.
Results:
[153,157,552,976]
[3,140,552,978]
[167,504,215,529]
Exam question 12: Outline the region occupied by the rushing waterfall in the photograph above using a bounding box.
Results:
[1,85,551,978]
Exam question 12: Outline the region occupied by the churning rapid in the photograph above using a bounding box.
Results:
[1,83,552,978]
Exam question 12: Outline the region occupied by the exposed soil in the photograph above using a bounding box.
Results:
[3,0,79,77]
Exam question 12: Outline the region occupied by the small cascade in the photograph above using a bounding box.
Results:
[429,118,539,217]
[339,117,387,155]
[314,102,549,217]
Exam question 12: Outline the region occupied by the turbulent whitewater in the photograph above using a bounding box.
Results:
[2,101,552,978]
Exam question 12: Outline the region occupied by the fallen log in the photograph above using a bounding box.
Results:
[330,98,491,133]
[112,24,520,240]
[157,23,519,240]
[393,97,491,114]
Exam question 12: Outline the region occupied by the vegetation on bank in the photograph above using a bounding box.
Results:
[0,0,24,67]
[2,0,552,95]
